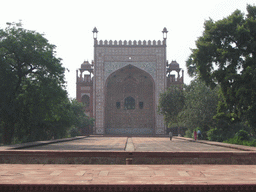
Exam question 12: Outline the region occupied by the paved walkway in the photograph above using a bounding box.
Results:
[23,136,127,151]
[23,136,243,152]
[131,137,241,152]
[1,164,256,185]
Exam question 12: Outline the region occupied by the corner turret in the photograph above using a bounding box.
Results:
[166,60,184,87]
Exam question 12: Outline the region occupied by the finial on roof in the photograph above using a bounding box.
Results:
[162,27,168,39]
[92,27,98,39]
[92,27,98,33]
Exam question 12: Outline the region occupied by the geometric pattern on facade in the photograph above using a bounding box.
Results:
[104,61,156,81]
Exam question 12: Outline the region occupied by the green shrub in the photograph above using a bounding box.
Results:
[184,129,193,138]
[224,129,256,147]
[235,130,250,141]
[207,122,251,142]
[207,127,224,142]
[224,137,256,147]
[69,126,81,137]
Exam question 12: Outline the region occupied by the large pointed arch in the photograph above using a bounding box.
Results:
[104,64,155,135]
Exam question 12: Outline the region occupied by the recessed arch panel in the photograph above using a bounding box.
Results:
[105,64,155,135]
[81,94,90,108]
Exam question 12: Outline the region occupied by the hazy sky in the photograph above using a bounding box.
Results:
[1,0,255,99]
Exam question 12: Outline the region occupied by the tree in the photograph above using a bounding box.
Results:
[13,77,68,143]
[186,5,256,133]
[0,22,66,144]
[68,99,94,136]
[180,79,219,138]
[158,85,185,129]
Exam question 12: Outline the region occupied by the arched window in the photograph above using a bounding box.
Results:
[116,102,121,109]
[124,96,135,110]
[139,102,144,109]
[82,95,90,108]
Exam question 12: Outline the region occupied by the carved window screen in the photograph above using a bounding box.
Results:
[124,96,135,110]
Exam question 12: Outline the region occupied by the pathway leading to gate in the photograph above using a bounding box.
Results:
[22,136,243,152]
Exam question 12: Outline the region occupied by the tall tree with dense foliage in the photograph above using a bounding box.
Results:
[68,99,94,136]
[158,85,185,128]
[181,79,219,138]
[186,5,256,133]
[0,22,67,144]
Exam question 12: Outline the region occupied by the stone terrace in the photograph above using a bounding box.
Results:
[24,136,128,151]
[15,136,249,152]
[1,164,256,191]
[1,136,256,191]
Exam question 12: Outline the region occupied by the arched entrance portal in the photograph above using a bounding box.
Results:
[105,65,155,135]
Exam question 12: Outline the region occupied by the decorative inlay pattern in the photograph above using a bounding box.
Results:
[96,128,104,134]
[104,55,156,62]
[106,128,153,135]
[156,128,165,134]
[104,62,156,81]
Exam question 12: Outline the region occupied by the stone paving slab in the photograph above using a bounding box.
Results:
[21,136,128,151]
[2,136,256,153]
[14,136,247,152]
[131,137,243,152]
[1,164,256,185]
[0,136,87,150]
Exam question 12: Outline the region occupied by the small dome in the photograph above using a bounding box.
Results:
[92,27,98,33]
[169,60,180,69]
[162,27,168,33]
[81,61,92,69]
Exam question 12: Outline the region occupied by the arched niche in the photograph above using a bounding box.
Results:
[104,64,155,135]
[81,94,90,108]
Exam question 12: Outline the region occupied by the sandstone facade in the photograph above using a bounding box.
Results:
[76,28,183,135]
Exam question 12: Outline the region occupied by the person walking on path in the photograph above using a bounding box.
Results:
[169,131,173,141]
[194,130,197,141]
[197,129,202,140]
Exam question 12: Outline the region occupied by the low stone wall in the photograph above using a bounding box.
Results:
[1,136,256,165]
[1,184,256,192]
[1,150,256,165]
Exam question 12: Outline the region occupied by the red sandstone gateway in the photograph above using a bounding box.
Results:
[76,28,184,136]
